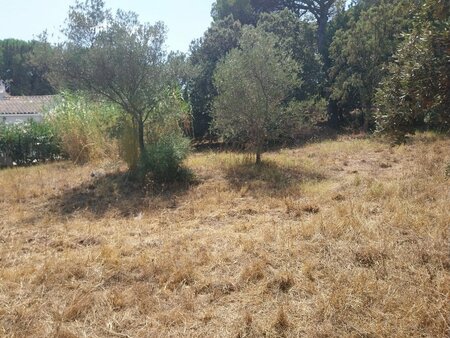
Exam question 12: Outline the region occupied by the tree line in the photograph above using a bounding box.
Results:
[189,0,449,139]
[0,0,448,172]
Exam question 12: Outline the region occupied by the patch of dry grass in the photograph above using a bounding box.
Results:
[0,133,449,337]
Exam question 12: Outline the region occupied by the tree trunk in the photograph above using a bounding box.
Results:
[137,118,145,156]
[317,15,328,61]
[363,113,369,132]
[256,151,262,165]
[361,106,371,132]
[328,99,340,128]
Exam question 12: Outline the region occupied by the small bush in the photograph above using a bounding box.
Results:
[135,88,192,182]
[139,133,191,183]
[0,120,61,166]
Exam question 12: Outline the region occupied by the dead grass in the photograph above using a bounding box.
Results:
[0,133,449,337]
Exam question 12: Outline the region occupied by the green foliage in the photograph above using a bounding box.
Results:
[51,0,193,183]
[329,0,411,128]
[147,88,192,140]
[257,9,323,100]
[212,27,300,163]
[211,0,256,24]
[188,17,242,138]
[251,0,286,14]
[375,0,450,138]
[281,0,338,59]
[211,0,303,26]
[0,120,61,166]
[286,98,327,127]
[137,88,192,181]
[47,92,120,164]
[115,87,192,180]
[139,132,191,183]
[0,38,54,95]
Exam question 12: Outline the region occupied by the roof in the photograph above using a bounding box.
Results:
[0,95,56,115]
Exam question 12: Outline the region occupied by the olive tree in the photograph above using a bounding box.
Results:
[212,27,299,164]
[56,0,169,156]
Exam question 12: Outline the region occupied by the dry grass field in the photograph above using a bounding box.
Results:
[0,133,449,337]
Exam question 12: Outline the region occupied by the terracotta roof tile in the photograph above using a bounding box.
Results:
[0,95,56,115]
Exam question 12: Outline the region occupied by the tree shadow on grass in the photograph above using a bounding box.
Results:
[48,170,196,218]
[224,159,327,196]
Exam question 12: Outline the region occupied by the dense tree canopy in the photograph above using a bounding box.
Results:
[329,0,411,128]
[258,9,323,100]
[283,0,338,58]
[211,0,257,25]
[188,16,242,137]
[0,39,54,95]
[213,0,339,57]
[187,0,449,138]
[375,0,450,138]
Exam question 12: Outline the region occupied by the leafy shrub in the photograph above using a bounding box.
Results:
[138,133,191,183]
[47,92,121,164]
[375,0,450,140]
[0,120,61,166]
[133,88,192,182]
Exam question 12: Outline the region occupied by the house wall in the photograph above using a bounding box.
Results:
[1,114,43,124]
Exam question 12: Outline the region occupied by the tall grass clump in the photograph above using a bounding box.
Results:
[47,92,121,164]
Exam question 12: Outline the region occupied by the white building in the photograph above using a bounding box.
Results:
[0,81,55,123]
[0,81,57,166]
